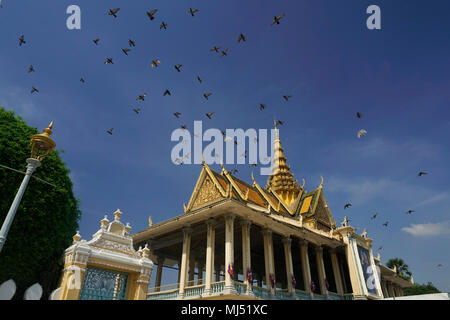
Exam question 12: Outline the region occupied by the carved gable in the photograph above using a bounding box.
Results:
[191,176,224,211]
[314,194,336,231]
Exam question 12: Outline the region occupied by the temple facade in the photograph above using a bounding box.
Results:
[131,127,413,300]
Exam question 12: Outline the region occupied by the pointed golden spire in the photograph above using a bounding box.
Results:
[266,121,301,205]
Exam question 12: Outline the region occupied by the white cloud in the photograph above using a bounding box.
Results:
[402,221,450,237]
[418,192,450,207]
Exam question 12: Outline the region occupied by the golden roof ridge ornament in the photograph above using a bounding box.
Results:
[266,121,301,205]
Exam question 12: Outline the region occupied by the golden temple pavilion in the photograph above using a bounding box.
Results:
[130,126,412,301]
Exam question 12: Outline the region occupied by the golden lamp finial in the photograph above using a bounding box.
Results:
[30,121,56,161]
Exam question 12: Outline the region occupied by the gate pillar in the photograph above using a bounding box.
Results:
[57,209,154,300]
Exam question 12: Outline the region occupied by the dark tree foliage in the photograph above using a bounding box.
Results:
[403,282,441,296]
[386,258,412,280]
[0,108,81,299]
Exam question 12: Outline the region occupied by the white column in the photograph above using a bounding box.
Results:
[224,214,236,294]
[315,246,328,296]
[299,240,312,295]
[330,249,344,295]
[204,219,215,295]
[283,237,295,295]
[262,228,275,295]
[241,220,252,293]
[178,227,192,298]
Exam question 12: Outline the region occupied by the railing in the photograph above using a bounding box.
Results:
[252,286,271,299]
[233,281,247,295]
[312,293,327,300]
[211,281,225,294]
[184,284,205,298]
[147,288,179,300]
[327,292,342,300]
[274,289,292,300]
[295,289,311,300]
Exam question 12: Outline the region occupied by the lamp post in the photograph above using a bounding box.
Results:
[0,122,56,254]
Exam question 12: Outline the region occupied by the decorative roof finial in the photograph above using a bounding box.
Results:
[101,215,109,230]
[73,231,81,243]
[148,216,153,227]
[142,243,150,258]
[114,209,122,221]
[125,222,131,235]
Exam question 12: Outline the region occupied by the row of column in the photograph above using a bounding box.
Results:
[174,214,346,298]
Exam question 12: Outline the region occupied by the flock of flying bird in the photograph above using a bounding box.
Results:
[11,5,442,268]
[17,7,290,139]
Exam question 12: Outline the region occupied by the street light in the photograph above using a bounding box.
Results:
[0,122,56,253]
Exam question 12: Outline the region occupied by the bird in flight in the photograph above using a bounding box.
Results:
[259,104,266,111]
[204,93,212,100]
[163,89,171,96]
[196,76,202,83]
[128,39,136,47]
[357,129,367,138]
[275,120,284,126]
[80,77,85,83]
[19,35,26,46]
[206,112,215,119]
[160,21,167,30]
[230,169,239,175]
[107,128,114,135]
[382,221,389,227]
[174,64,183,72]
[137,93,147,101]
[283,95,292,101]
[133,108,141,114]
[31,87,39,94]
[28,65,34,73]
[271,14,285,26]
[406,210,415,214]
[210,46,221,53]
[181,125,187,130]
[220,48,229,57]
[238,33,246,42]
[344,203,352,209]
[104,58,114,64]
[151,60,161,68]
[93,38,100,45]
[146,9,158,20]
[173,112,181,118]
[189,8,199,16]
[108,8,120,18]
[378,246,383,251]
[437,264,443,268]
[122,48,131,55]
[418,171,428,176]
[370,213,378,220]
[356,112,362,119]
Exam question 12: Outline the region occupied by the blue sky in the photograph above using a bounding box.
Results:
[1,0,449,291]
